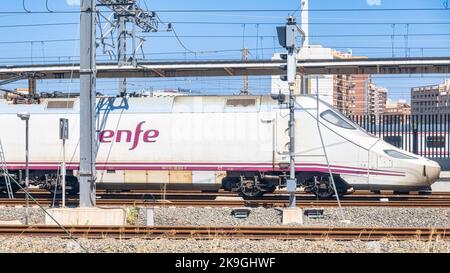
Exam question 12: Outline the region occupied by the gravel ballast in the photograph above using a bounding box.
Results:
[151,207,450,228]
[0,207,44,225]
[1,206,450,253]
[1,206,450,227]
[0,237,449,253]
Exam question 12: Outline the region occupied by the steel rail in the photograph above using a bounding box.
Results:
[9,189,450,198]
[3,190,450,207]
[0,225,448,240]
[2,198,450,207]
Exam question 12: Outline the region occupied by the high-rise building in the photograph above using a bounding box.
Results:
[411,79,450,115]
[332,51,369,115]
[333,74,370,115]
[367,82,387,117]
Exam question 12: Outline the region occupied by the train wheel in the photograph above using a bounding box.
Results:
[239,187,263,198]
[310,175,348,199]
[48,176,79,196]
[310,176,334,199]
[0,185,20,195]
[264,185,277,194]
[238,177,263,199]
[313,187,334,199]
[10,182,20,194]
[0,177,20,195]
[66,176,79,195]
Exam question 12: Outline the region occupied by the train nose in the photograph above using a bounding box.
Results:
[425,160,441,184]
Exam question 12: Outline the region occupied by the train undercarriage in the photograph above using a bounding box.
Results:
[0,170,79,196]
[2,169,351,199]
[221,171,352,199]
[4,170,425,200]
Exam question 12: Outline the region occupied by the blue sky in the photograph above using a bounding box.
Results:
[0,0,449,102]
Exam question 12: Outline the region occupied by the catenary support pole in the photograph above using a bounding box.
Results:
[79,0,97,207]
[118,16,127,96]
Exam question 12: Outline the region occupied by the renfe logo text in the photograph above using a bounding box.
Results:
[99,121,159,150]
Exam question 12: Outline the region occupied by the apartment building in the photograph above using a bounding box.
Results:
[411,79,450,115]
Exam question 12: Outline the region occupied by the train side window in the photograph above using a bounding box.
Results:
[384,150,418,159]
[426,136,446,148]
[320,110,356,130]
[383,135,403,148]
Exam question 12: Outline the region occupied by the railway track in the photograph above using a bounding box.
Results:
[2,198,450,208]
[0,225,448,240]
[2,190,450,207]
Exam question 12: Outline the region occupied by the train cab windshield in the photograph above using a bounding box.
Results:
[384,149,418,159]
[320,109,356,129]
[299,97,376,138]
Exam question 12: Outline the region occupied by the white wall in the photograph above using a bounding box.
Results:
[307,75,334,105]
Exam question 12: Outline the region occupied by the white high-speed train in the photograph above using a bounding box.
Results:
[0,93,441,198]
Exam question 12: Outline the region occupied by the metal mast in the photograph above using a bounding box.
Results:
[241,48,249,95]
[300,0,309,95]
[118,15,127,96]
[79,0,97,207]
[286,17,298,208]
[98,0,165,96]
[276,16,299,208]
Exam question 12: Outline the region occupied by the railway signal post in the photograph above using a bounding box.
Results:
[17,112,30,225]
[59,118,69,208]
[278,16,303,224]
[286,17,297,209]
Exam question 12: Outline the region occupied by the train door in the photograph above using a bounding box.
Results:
[337,145,370,190]
[368,144,393,190]
[368,149,378,189]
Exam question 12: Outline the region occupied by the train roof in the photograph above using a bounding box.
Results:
[0,94,285,114]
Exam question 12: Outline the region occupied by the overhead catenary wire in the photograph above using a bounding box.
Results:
[139,33,450,38]
[0,4,447,100]
[22,0,31,13]
[152,8,450,13]
[2,33,450,45]
[0,7,449,14]
[171,28,197,54]
[46,0,53,13]
[0,22,79,28]
[154,14,198,54]
[158,21,450,25]
[4,21,450,28]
